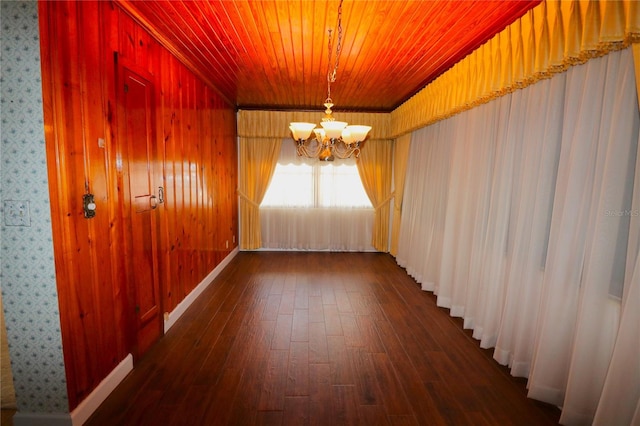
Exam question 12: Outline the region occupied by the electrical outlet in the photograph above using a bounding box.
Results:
[4,200,31,227]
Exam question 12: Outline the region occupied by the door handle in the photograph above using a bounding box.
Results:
[150,195,158,209]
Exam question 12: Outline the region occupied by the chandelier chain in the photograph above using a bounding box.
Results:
[326,0,343,102]
[288,0,370,161]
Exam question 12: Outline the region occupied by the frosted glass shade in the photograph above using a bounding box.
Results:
[320,121,348,139]
[341,128,355,145]
[345,125,371,142]
[289,122,316,140]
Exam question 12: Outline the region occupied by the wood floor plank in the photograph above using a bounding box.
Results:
[349,347,382,406]
[331,384,359,425]
[323,303,343,336]
[283,396,309,425]
[308,295,324,323]
[291,308,309,342]
[279,290,295,315]
[271,314,293,350]
[327,335,356,386]
[286,341,309,396]
[341,313,366,348]
[355,314,387,353]
[309,363,333,426]
[258,349,289,411]
[308,321,329,364]
[85,252,560,426]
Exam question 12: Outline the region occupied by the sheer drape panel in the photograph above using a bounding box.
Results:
[396,48,639,424]
[529,49,639,424]
[494,75,565,377]
[390,134,411,257]
[238,137,282,249]
[260,208,374,251]
[396,122,453,291]
[356,140,394,252]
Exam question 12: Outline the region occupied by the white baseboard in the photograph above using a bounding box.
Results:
[70,354,133,426]
[13,354,133,426]
[164,248,239,333]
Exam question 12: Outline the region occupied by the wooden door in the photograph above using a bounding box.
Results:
[118,60,162,359]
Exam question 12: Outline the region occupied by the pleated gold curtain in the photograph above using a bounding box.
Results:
[390,133,411,257]
[237,137,282,249]
[391,0,640,138]
[356,140,394,252]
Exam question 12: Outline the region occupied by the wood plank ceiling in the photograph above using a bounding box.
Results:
[116,0,541,112]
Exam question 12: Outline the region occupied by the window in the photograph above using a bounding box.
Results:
[261,142,372,208]
[260,140,374,251]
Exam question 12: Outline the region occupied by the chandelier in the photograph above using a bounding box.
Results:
[289,0,371,161]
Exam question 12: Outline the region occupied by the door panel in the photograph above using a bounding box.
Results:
[119,62,162,358]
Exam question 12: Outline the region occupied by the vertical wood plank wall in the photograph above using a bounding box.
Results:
[38,0,238,410]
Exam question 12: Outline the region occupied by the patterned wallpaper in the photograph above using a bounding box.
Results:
[1,0,69,414]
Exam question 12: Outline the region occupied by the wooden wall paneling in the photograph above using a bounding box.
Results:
[181,71,192,295]
[168,52,184,312]
[195,79,206,283]
[173,63,186,303]
[116,10,166,359]
[39,0,239,409]
[145,11,170,326]
[117,9,136,62]
[102,2,135,367]
[207,90,217,265]
[158,49,174,315]
[187,73,198,294]
[39,0,129,409]
[205,87,215,272]
[228,106,239,252]
[39,1,81,408]
[201,87,212,268]
[193,75,204,287]
[213,98,222,261]
[49,0,97,407]
[224,104,238,254]
[76,0,121,378]
[114,12,139,360]
[218,105,230,259]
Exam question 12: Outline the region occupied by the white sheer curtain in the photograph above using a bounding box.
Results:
[260,139,374,251]
[397,47,639,425]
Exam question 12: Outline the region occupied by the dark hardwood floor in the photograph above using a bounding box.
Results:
[86,252,560,426]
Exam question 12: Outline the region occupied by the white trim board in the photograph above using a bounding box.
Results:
[13,354,134,426]
[164,247,239,333]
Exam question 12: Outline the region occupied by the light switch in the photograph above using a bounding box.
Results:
[4,200,31,227]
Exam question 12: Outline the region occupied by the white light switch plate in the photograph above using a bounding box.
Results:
[4,200,31,227]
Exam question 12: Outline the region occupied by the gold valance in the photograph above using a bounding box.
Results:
[238,109,392,141]
[390,0,640,138]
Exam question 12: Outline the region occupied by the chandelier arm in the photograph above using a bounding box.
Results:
[297,138,323,158]
[331,141,358,159]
